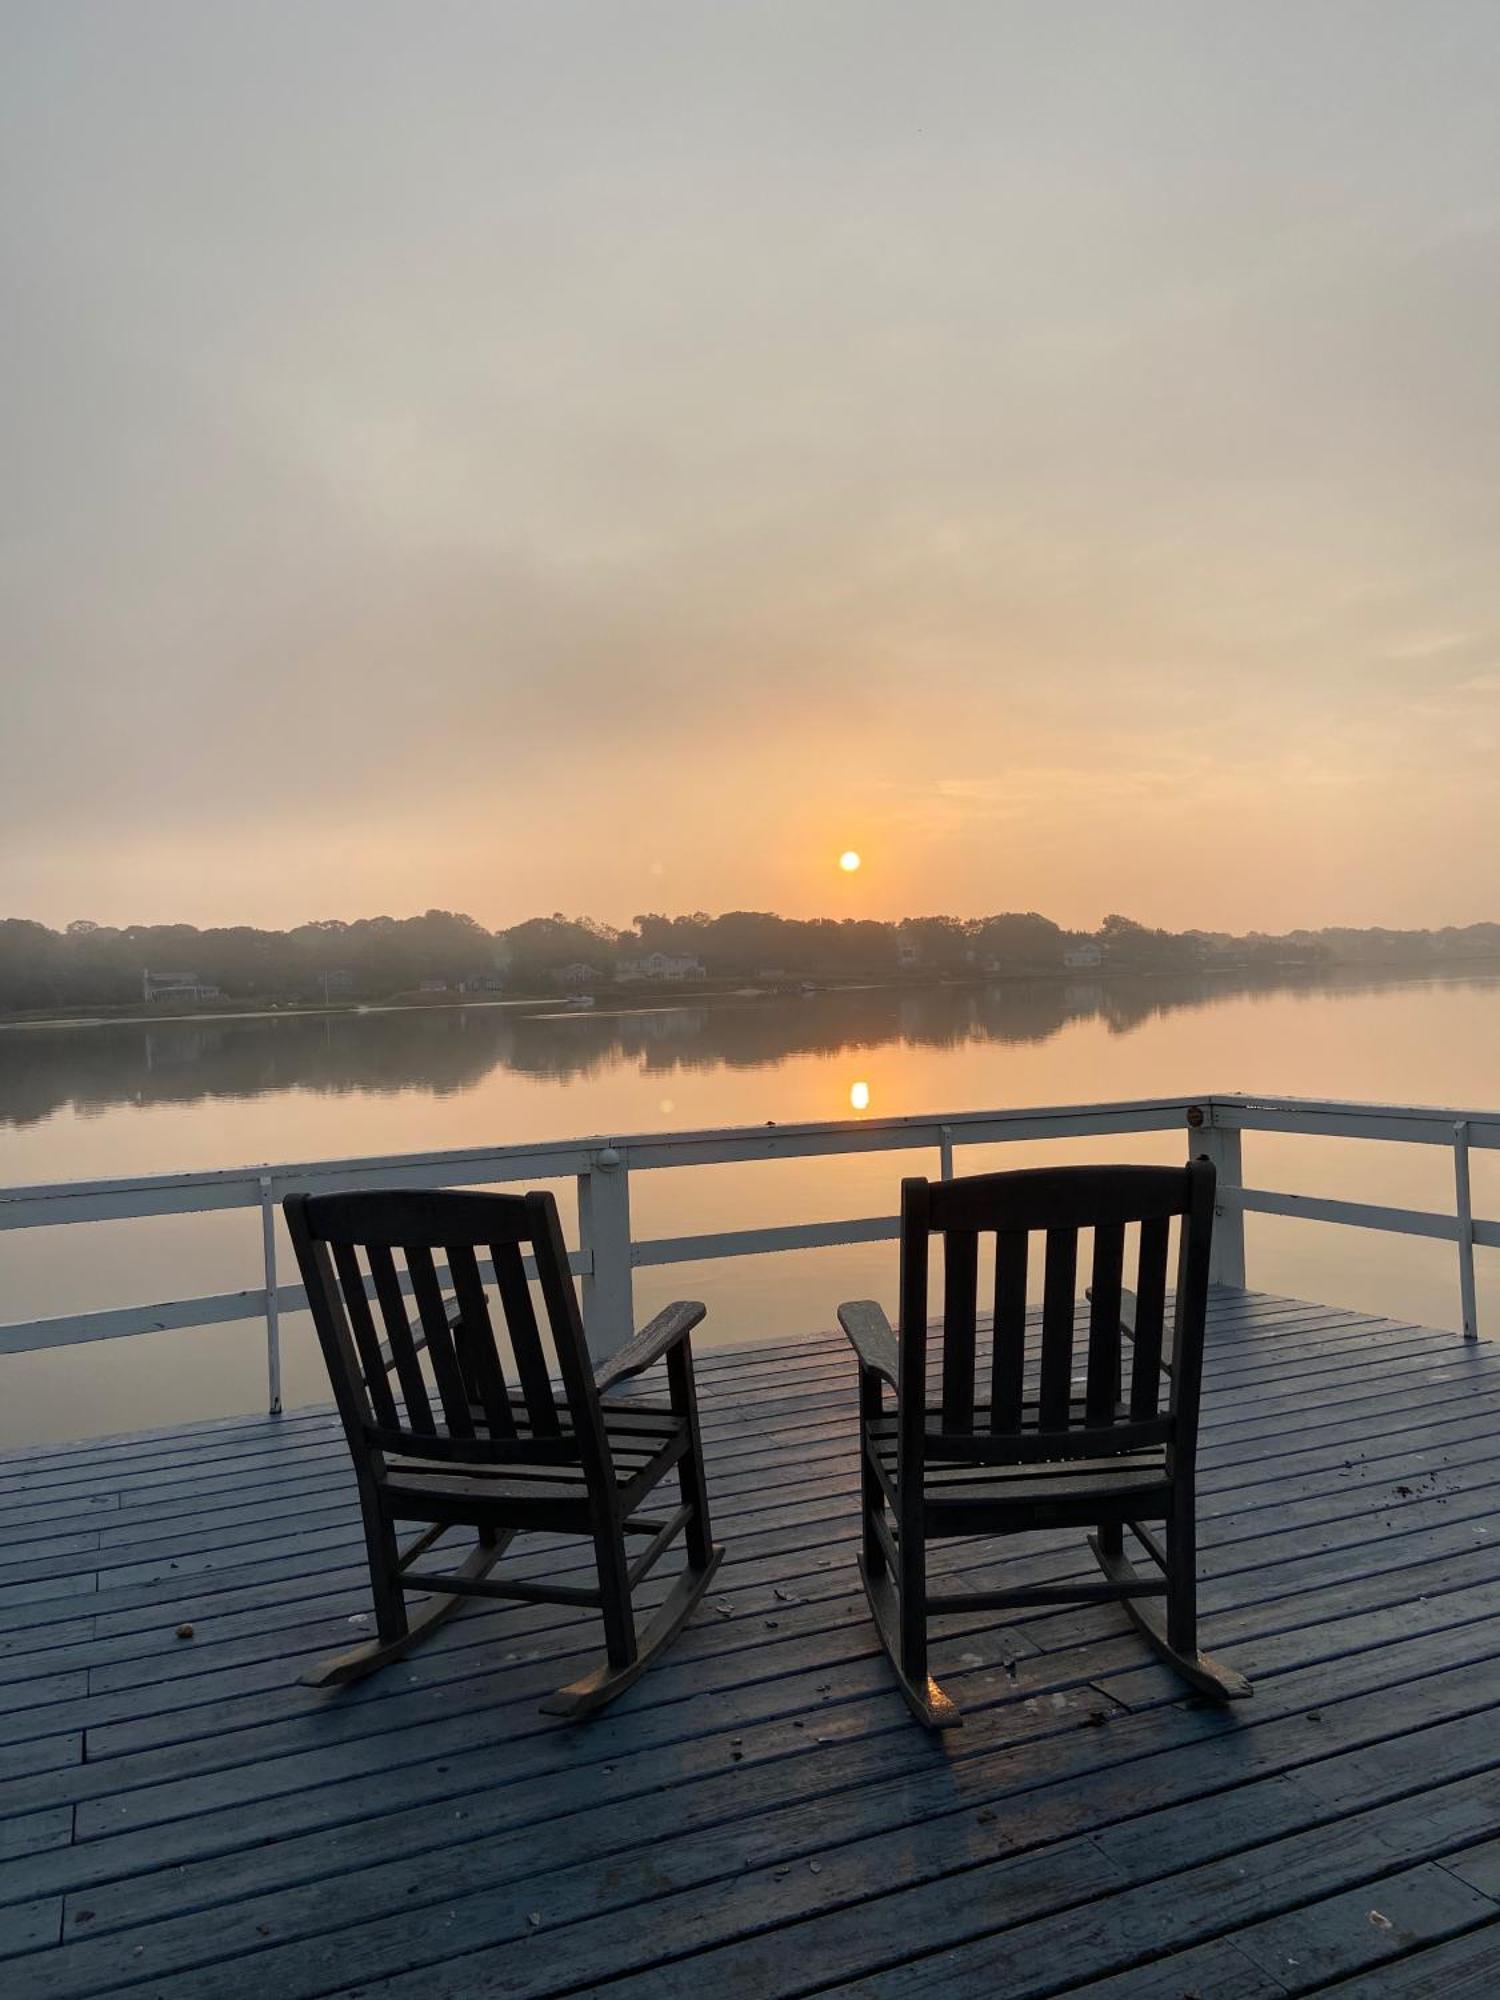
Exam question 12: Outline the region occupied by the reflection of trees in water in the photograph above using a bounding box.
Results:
[2,966,1496,1129]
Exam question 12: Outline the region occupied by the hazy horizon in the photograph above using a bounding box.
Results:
[11,899,1500,941]
[5,3,1499,934]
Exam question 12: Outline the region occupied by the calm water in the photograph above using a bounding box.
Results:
[4,969,1499,1444]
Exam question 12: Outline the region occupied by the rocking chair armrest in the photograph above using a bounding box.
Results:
[838,1300,899,1387]
[594,1300,706,1392]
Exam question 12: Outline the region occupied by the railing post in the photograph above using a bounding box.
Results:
[1454,1120,1480,1341]
[578,1146,635,1363]
[258,1175,283,1416]
[1190,1106,1246,1290]
[938,1124,955,1181]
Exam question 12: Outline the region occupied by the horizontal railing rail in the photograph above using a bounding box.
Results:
[0,1092,1493,1410]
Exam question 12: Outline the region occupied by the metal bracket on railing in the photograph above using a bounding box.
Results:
[1454,1121,1479,1342]
[259,1174,283,1415]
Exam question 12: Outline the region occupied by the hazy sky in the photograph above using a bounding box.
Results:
[4,2,1499,934]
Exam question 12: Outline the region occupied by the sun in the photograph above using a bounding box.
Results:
[838,850,862,873]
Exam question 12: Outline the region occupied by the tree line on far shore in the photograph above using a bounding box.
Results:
[1,906,1497,1014]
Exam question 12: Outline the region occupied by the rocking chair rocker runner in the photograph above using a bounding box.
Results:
[839,1159,1251,1728]
[284,1186,723,1718]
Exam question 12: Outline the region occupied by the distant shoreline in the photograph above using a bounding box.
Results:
[4,955,1500,1033]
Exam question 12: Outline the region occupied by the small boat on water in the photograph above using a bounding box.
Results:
[564,993,596,1010]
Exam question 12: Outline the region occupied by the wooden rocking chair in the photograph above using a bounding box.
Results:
[839,1159,1250,1728]
[284,1186,723,1718]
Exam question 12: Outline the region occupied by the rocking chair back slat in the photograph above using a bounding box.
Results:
[940,1229,978,1432]
[302,1236,376,1437]
[523,1191,610,1485]
[405,1243,474,1438]
[1038,1227,1078,1428]
[366,1241,436,1434]
[1168,1193,1214,1455]
[1085,1222,1126,1423]
[331,1241,400,1430]
[490,1237,562,1437]
[897,1177,932,1457]
[989,1229,1028,1432]
[445,1241,516,1438]
[1130,1215,1172,1418]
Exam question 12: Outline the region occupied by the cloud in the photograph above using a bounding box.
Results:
[1384,633,1476,662]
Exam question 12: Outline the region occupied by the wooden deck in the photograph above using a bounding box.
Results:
[5,1288,1500,1997]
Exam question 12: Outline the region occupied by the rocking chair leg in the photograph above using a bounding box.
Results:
[366,1500,408,1644]
[668,1341,716,1571]
[899,1524,928,1696]
[545,1347,725,1724]
[541,1542,724,1721]
[857,1469,960,1731]
[302,1527,511,1689]
[856,1550,961,1730]
[594,1523,638,1672]
[1088,1520,1251,1704]
[1167,1488,1197,1658]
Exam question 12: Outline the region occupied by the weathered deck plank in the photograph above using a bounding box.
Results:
[1,1289,1499,1996]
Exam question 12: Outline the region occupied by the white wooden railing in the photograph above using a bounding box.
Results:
[0,1093,1494,1413]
